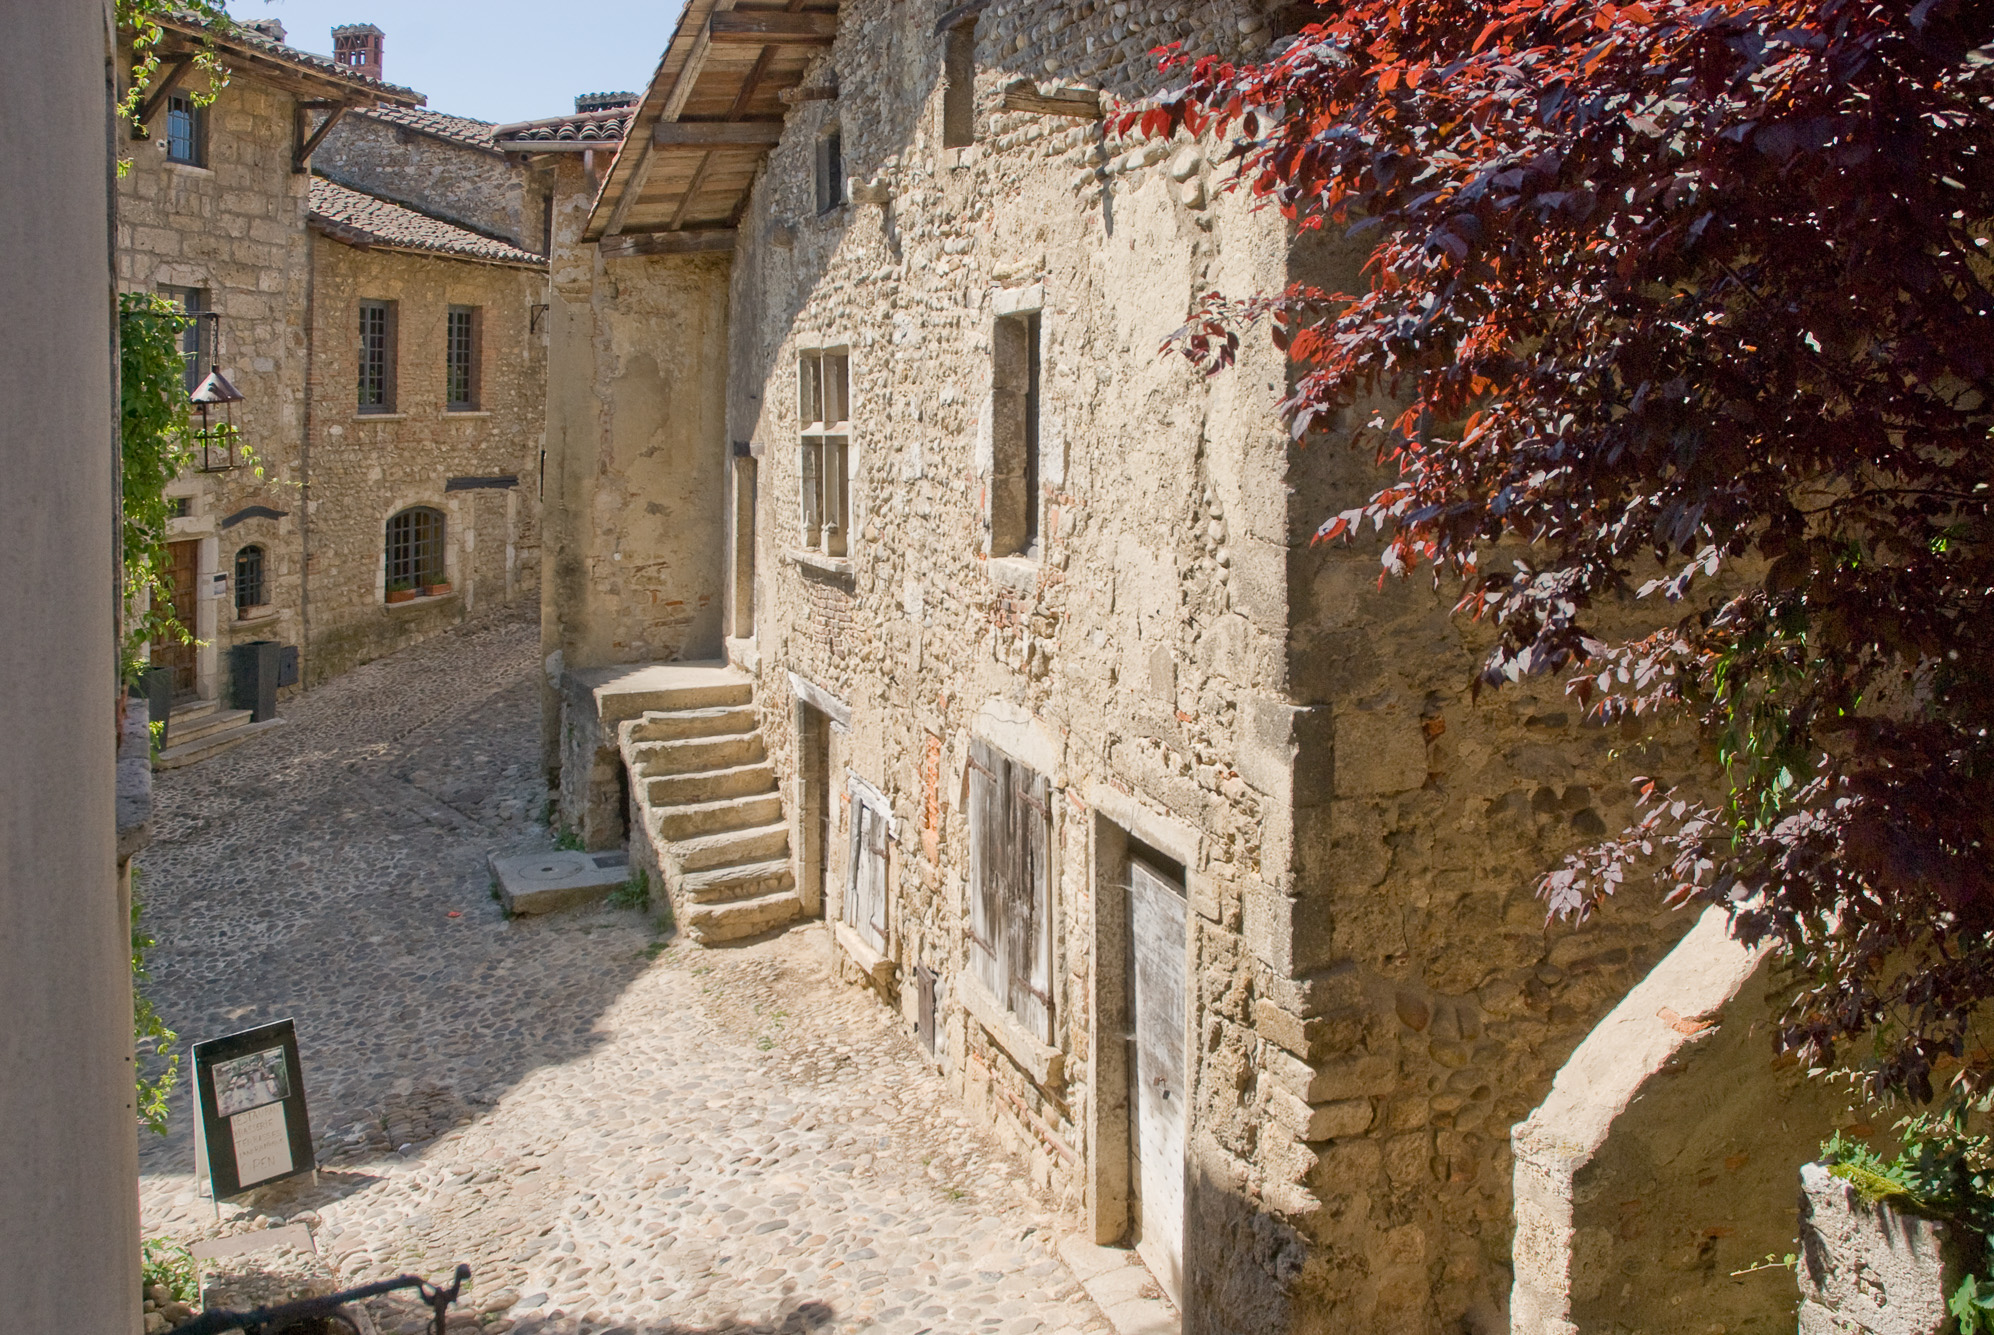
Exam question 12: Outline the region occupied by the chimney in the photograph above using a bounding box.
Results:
[575,92,638,115]
[331,24,384,81]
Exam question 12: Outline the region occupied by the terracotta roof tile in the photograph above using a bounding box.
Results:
[157,11,424,103]
[350,105,501,153]
[308,178,546,268]
[491,107,632,145]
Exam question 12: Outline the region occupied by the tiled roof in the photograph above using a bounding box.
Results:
[350,105,502,154]
[491,107,631,145]
[156,11,424,104]
[308,178,546,268]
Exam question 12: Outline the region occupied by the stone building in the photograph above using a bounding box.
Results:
[119,15,548,749]
[527,3,1836,1333]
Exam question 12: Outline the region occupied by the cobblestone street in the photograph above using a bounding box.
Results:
[137,613,1118,1335]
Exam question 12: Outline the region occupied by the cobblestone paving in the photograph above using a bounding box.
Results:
[138,613,1113,1335]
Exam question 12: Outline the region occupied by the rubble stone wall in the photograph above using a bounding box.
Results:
[304,238,545,683]
[315,112,544,252]
[118,64,313,701]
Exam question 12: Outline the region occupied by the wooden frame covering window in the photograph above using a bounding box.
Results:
[846,780,889,952]
[967,737,1053,1043]
[991,310,1042,557]
[942,17,978,149]
[357,300,398,412]
[798,347,851,557]
[233,545,265,613]
[445,305,482,410]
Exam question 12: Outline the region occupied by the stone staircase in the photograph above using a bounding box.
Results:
[155,698,284,770]
[616,673,801,944]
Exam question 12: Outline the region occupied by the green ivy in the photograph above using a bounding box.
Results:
[130,869,178,1137]
[119,292,198,685]
[115,0,233,176]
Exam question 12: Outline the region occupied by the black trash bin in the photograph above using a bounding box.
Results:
[143,666,176,745]
[228,640,282,722]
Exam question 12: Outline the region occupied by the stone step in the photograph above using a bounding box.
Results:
[682,887,804,944]
[155,716,286,770]
[652,791,786,842]
[644,761,777,808]
[632,732,766,778]
[667,821,791,873]
[169,698,219,724]
[625,704,760,744]
[636,679,755,714]
[681,857,795,905]
[167,706,255,749]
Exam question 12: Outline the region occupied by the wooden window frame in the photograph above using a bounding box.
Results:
[165,92,207,166]
[967,737,1054,1044]
[357,299,398,413]
[798,347,851,557]
[445,305,482,411]
[232,544,266,613]
[384,506,445,594]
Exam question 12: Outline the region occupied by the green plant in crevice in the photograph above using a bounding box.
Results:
[1822,1109,1994,1331]
[130,868,179,1136]
[608,868,650,911]
[141,1237,197,1305]
[553,826,584,852]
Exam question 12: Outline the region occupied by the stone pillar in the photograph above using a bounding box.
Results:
[0,3,142,1331]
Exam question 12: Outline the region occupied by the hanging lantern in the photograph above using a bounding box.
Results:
[191,365,245,472]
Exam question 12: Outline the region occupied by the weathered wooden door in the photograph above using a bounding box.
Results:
[846,788,888,951]
[967,738,1052,1042]
[152,539,200,697]
[1129,854,1187,1304]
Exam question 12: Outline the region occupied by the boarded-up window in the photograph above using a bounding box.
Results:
[967,737,1052,1042]
[846,781,889,952]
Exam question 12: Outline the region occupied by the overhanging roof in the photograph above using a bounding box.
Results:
[584,0,840,247]
[150,13,425,108]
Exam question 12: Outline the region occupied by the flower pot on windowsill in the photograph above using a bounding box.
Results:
[424,582,451,598]
[385,587,418,605]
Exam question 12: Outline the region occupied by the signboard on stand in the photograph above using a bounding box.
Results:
[193,1019,316,1198]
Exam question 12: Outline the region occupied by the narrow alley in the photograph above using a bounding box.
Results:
[136,615,1130,1335]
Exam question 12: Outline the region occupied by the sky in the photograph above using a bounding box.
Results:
[236,0,686,125]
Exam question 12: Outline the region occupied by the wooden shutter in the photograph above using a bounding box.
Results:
[846,785,889,952]
[968,737,1005,999]
[1008,762,1052,1043]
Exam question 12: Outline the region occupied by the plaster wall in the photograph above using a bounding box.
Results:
[303,238,546,682]
[0,4,142,1329]
[118,57,312,699]
[540,150,731,764]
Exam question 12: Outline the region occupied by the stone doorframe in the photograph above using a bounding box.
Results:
[1085,783,1207,1251]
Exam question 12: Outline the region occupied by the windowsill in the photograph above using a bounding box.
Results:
[834,921,896,986]
[986,553,1041,593]
[233,608,280,627]
[163,160,214,175]
[444,409,490,418]
[787,548,854,578]
[959,973,1064,1090]
[355,411,407,421]
[384,592,457,612]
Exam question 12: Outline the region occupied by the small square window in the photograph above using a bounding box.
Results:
[165,93,206,166]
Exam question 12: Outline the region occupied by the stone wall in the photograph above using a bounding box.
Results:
[118,56,313,703]
[304,236,546,683]
[315,110,547,252]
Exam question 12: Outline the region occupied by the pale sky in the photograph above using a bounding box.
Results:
[237,0,685,126]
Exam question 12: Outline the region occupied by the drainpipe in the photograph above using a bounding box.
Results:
[300,223,315,680]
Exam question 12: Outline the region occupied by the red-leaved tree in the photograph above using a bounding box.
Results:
[1129,0,1994,1103]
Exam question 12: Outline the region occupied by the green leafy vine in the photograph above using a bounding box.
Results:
[115,0,233,175]
[131,869,178,1137]
[119,292,198,684]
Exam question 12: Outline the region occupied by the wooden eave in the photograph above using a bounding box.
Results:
[583,0,839,245]
[150,18,425,109]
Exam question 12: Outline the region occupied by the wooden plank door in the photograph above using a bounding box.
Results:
[846,791,888,952]
[1129,854,1187,1304]
[152,539,200,697]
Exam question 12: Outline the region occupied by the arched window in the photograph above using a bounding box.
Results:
[233,545,265,613]
[385,507,445,595]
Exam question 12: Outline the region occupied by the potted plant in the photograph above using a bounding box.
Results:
[424,580,452,597]
[385,579,418,604]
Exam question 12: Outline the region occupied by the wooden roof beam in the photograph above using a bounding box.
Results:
[707,11,837,45]
[653,121,787,148]
[599,229,738,258]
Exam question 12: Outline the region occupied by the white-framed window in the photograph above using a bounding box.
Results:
[967,737,1053,1042]
[846,778,890,952]
[798,346,851,556]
